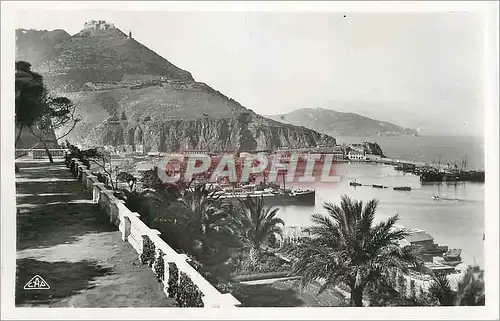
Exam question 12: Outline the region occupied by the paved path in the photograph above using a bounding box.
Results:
[15,161,176,307]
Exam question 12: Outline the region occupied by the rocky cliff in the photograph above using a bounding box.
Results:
[16,22,336,152]
[60,81,335,152]
[361,142,385,157]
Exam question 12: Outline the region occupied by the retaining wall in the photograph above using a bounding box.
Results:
[68,158,241,308]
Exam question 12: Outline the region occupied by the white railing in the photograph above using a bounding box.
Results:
[16,148,67,159]
[68,158,241,308]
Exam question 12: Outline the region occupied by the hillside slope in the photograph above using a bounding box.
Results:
[16,29,71,66]
[16,22,336,152]
[267,108,418,137]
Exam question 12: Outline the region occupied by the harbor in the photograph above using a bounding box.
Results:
[375,156,485,183]
[275,162,484,271]
[208,185,316,206]
[98,145,483,271]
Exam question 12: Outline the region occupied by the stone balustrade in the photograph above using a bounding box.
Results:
[66,158,241,308]
[15,148,67,159]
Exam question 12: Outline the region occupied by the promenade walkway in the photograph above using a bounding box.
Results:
[15,161,175,307]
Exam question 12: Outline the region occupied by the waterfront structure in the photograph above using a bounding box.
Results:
[366,153,382,161]
[405,231,435,250]
[332,146,345,160]
[183,150,209,155]
[348,150,367,161]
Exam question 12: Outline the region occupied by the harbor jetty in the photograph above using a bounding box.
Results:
[373,157,484,183]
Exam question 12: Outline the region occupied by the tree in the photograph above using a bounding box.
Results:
[456,265,485,306]
[238,195,285,266]
[428,273,455,306]
[141,167,168,190]
[15,61,80,162]
[84,148,120,190]
[425,265,485,307]
[176,184,242,266]
[141,166,193,192]
[15,61,46,143]
[117,171,137,191]
[291,194,421,307]
[114,188,172,225]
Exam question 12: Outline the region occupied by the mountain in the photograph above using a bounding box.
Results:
[15,21,336,152]
[15,29,70,149]
[267,108,418,137]
[16,29,71,66]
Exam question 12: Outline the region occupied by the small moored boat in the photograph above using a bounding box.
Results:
[350,180,362,187]
[394,186,411,191]
[440,249,463,266]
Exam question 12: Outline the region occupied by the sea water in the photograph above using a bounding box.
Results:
[336,135,485,170]
[277,162,485,271]
[279,135,485,270]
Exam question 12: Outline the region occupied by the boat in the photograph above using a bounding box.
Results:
[420,170,445,182]
[422,155,485,183]
[440,249,463,266]
[372,184,384,188]
[349,180,362,187]
[443,249,462,262]
[394,186,411,191]
[214,187,316,206]
[432,195,462,202]
[445,170,485,183]
[395,163,416,172]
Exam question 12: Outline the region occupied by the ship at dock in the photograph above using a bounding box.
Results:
[394,155,485,183]
[420,169,485,183]
[207,184,316,206]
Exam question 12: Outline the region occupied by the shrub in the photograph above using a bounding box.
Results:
[187,255,203,272]
[177,272,204,307]
[154,250,165,282]
[230,253,291,276]
[140,235,155,267]
[398,273,407,297]
[167,262,179,298]
[409,280,416,299]
[214,281,233,293]
[96,172,107,184]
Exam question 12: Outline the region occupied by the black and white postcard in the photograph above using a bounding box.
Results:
[1,1,498,320]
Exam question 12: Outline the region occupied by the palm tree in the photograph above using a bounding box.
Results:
[114,187,177,225]
[238,195,285,266]
[426,265,485,306]
[176,184,243,266]
[428,273,454,306]
[292,194,421,307]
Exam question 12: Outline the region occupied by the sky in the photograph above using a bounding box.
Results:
[15,9,488,136]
